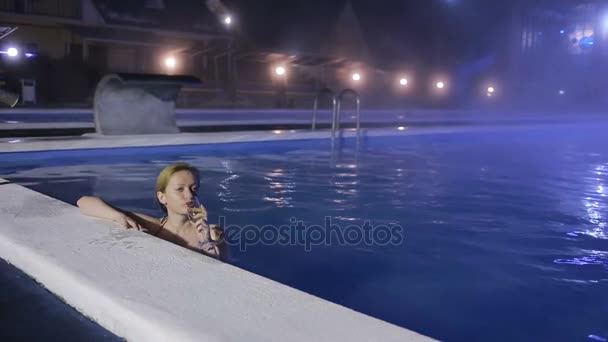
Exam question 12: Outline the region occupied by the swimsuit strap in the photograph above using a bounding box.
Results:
[156,216,168,236]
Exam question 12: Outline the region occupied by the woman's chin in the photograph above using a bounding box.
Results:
[168,208,189,216]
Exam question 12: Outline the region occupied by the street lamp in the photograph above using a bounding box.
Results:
[486,86,496,97]
[165,56,177,69]
[7,47,18,57]
[275,65,286,76]
[224,15,232,26]
[399,78,408,86]
[436,81,445,89]
[352,72,361,81]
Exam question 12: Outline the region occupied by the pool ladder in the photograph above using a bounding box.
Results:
[311,88,361,145]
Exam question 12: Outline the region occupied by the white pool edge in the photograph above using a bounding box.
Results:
[0,125,525,153]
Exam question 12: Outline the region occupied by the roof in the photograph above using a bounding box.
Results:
[93,0,229,36]
[235,49,352,68]
[0,26,18,40]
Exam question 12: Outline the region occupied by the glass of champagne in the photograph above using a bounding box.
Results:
[187,196,208,223]
[187,197,214,248]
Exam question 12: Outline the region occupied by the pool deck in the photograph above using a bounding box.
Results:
[0,128,437,342]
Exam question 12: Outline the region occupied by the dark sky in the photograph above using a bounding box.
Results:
[227,0,513,66]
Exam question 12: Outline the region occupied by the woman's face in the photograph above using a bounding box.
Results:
[157,170,199,215]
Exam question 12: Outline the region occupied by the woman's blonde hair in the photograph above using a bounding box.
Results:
[156,162,200,213]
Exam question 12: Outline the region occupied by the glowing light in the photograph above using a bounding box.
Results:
[164,57,176,69]
[7,47,18,57]
[397,126,406,131]
[224,15,232,25]
[559,89,566,95]
[487,86,495,93]
[580,37,594,48]
[560,29,565,34]
[24,53,35,58]
[352,73,361,81]
[275,66,286,76]
[436,81,445,89]
[399,78,408,86]
[272,130,284,134]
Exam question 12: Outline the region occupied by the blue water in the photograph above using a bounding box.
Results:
[1,123,608,341]
[0,259,122,341]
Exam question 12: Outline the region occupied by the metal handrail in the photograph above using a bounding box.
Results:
[312,87,336,131]
[333,88,361,143]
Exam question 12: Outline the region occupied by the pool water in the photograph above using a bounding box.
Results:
[2,123,608,341]
[0,258,122,341]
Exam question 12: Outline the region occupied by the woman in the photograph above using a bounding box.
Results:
[77,162,226,260]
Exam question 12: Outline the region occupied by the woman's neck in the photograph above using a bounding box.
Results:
[164,213,191,235]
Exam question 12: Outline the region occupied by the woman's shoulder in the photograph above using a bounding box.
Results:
[129,212,164,234]
[131,212,162,223]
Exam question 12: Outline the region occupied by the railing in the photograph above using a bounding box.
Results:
[311,87,336,131]
[333,88,361,145]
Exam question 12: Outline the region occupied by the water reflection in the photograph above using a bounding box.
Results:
[554,249,608,268]
[578,163,608,239]
[262,168,295,208]
[588,335,608,342]
[218,161,239,204]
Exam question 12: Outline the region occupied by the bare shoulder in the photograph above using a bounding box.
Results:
[130,212,163,235]
[131,212,161,224]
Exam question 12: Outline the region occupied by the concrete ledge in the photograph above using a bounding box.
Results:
[0,128,381,153]
[0,126,534,154]
[0,179,434,341]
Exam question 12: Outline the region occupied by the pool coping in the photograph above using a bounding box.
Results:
[0,123,566,154]
[0,127,410,153]
[0,178,435,342]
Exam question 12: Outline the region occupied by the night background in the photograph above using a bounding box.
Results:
[2,0,603,110]
[233,0,511,63]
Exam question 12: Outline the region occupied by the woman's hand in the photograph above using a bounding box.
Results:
[193,216,212,242]
[209,224,224,243]
[113,213,147,232]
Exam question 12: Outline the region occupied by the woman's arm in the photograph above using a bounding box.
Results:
[76,196,161,234]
